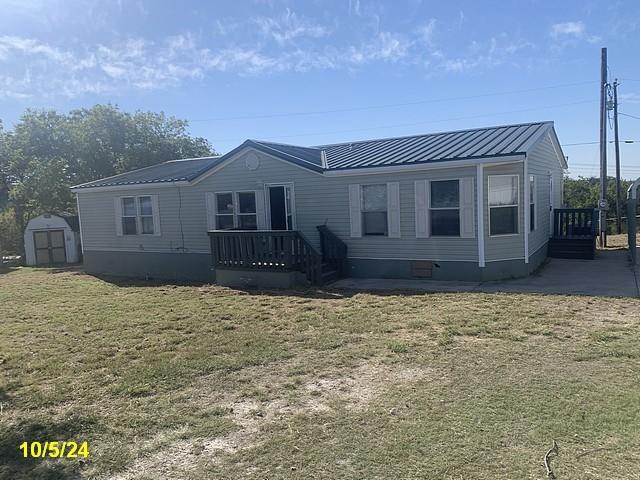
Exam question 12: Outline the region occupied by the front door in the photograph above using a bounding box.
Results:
[34,230,67,265]
[267,185,294,230]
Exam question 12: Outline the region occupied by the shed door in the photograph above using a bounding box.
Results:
[34,230,67,265]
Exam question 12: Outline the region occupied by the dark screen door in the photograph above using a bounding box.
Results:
[269,186,287,230]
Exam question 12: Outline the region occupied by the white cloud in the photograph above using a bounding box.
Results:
[551,21,586,37]
[550,21,600,44]
[0,12,545,99]
[254,9,331,45]
[416,19,437,46]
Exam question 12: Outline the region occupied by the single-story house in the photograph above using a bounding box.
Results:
[71,121,567,285]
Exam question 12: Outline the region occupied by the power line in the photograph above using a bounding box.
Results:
[192,80,598,123]
[211,99,596,143]
[562,139,639,146]
[619,112,640,120]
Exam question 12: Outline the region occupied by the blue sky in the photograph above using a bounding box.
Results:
[1,0,639,178]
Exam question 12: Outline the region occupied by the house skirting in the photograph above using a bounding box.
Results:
[347,243,547,282]
[83,250,214,282]
[83,242,547,284]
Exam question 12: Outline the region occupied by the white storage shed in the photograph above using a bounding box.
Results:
[24,213,82,266]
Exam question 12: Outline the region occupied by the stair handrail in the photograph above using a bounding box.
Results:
[317,225,348,276]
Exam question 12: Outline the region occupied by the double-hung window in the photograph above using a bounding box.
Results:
[237,192,258,229]
[215,192,258,230]
[121,196,156,235]
[529,175,536,231]
[430,180,460,236]
[362,184,387,236]
[489,175,519,235]
[121,197,138,235]
[215,193,235,230]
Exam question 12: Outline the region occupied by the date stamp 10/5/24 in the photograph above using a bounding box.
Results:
[19,441,90,459]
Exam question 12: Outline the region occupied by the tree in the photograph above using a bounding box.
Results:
[0,105,215,255]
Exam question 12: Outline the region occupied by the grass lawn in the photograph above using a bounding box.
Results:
[1,267,640,479]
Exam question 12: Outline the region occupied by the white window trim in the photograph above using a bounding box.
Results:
[236,191,259,229]
[488,174,520,237]
[120,195,159,236]
[138,195,155,235]
[264,183,296,231]
[361,183,388,236]
[529,174,537,232]
[214,191,235,229]
[428,178,461,238]
[213,191,260,230]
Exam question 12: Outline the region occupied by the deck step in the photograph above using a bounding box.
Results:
[321,269,339,284]
[548,237,595,260]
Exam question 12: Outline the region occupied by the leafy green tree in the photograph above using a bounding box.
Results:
[0,105,214,255]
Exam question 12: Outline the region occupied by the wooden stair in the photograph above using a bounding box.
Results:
[548,236,596,259]
[548,208,597,260]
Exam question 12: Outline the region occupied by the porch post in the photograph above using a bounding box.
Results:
[476,164,485,268]
[524,157,530,264]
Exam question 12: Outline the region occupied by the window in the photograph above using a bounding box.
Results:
[237,192,257,230]
[139,196,154,234]
[214,191,258,230]
[489,175,519,235]
[430,180,460,236]
[121,196,156,235]
[121,197,137,235]
[362,184,387,235]
[215,193,235,230]
[529,175,536,231]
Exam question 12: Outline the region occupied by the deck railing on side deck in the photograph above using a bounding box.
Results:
[552,208,597,238]
[208,230,322,285]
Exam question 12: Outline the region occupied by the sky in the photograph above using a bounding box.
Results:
[0,0,639,178]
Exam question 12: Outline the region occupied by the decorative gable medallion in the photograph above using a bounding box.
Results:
[245,153,260,171]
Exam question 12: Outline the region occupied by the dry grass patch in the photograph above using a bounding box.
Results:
[1,268,639,479]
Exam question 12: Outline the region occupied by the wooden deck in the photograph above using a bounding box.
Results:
[208,226,348,285]
[548,208,597,259]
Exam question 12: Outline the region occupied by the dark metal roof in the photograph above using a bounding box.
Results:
[73,121,557,190]
[314,121,552,170]
[249,141,324,167]
[72,156,224,189]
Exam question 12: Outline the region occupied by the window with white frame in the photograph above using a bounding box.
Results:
[215,191,258,230]
[121,197,137,235]
[139,196,154,234]
[430,180,460,236]
[237,192,257,229]
[489,175,519,235]
[121,196,155,235]
[362,184,387,235]
[215,193,235,230]
[529,175,536,231]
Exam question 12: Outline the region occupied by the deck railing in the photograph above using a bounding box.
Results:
[317,225,348,276]
[208,230,322,284]
[552,208,597,238]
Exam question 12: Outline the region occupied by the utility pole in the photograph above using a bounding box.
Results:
[613,79,622,234]
[599,47,608,248]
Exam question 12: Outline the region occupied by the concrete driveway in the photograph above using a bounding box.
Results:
[331,250,640,297]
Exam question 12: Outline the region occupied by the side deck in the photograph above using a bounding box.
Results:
[548,209,597,260]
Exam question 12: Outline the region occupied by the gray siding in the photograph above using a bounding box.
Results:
[483,162,526,261]
[78,148,481,263]
[77,144,562,273]
[527,132,564,255]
